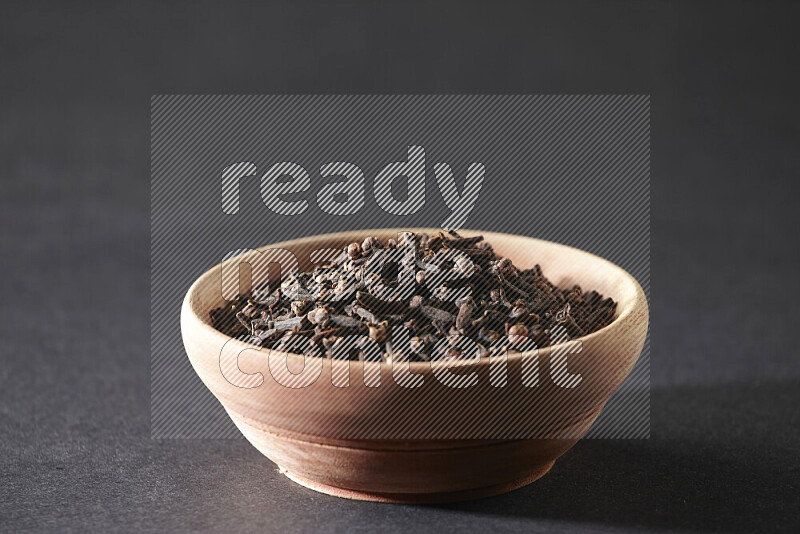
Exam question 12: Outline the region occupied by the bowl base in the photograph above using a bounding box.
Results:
[279,460,555,503]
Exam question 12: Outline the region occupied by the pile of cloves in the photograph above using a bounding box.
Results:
[209,231,617,362]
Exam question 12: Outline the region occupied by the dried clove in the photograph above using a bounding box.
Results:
[455,295,476,332]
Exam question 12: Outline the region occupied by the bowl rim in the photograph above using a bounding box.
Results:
[182,227,648,371]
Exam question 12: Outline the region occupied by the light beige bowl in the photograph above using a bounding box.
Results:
[181,228,648,502]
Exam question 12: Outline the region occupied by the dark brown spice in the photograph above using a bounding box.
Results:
[211,232,617,361]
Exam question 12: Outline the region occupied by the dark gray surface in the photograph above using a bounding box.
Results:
[2,1,799,532]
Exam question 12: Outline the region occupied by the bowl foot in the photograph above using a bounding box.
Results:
[279,460,555,503]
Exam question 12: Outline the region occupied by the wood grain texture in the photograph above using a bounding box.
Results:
[181,229,649,501]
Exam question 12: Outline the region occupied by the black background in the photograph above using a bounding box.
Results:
[2,1,799,532]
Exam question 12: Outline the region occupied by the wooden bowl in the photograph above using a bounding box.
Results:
[181,229,649,502]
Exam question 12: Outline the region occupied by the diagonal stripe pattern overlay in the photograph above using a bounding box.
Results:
[151,95,650,439]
